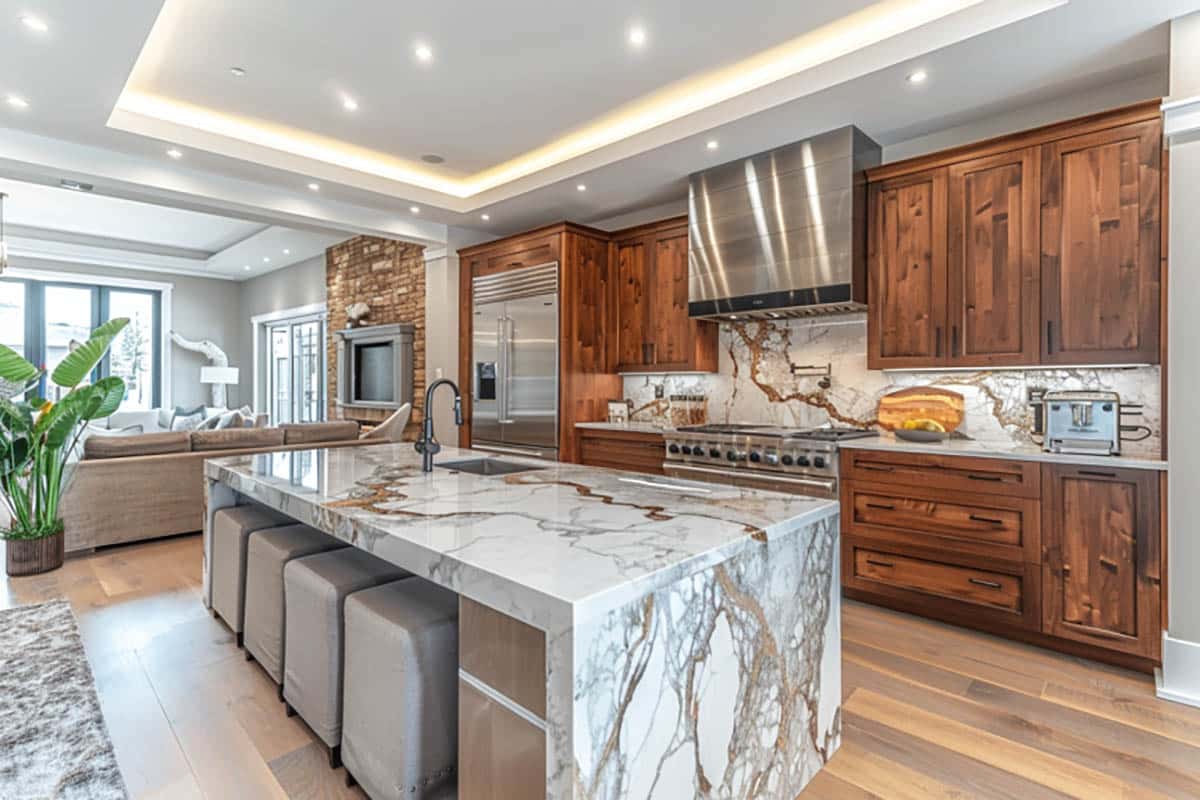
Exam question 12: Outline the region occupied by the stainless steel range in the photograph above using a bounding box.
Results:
[663,424,877,498]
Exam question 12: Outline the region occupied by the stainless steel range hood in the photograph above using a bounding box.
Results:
[687,126,880,320]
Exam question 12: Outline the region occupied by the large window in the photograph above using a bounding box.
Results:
[0,277,162,409]
[266,315,326,424]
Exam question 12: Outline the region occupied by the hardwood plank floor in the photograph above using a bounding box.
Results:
[3,534,1198,799]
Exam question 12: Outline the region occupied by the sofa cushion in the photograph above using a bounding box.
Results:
[83,431,192,460]
[281,421,360,445]
[191,427,285,452]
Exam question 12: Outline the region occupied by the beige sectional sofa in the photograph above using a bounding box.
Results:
[62,421,374,554]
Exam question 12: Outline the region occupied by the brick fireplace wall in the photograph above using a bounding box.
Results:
[326,236,426,433]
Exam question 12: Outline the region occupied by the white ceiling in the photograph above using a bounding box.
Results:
[0,0,1196,247]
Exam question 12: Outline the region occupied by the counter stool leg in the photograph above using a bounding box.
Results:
[285,703,296,718]
[328,744,341,770]
[344,770,357,789]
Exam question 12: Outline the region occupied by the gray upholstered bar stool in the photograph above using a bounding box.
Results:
[243,524,347,690]
[341,579,459,799]
[281,548,410,768]
[210,504,292,647]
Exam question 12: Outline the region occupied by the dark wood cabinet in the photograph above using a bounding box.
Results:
[866,101,1163,369]
[1040,119,1162,364]
[612,218,718,373]
[867,169,948,368]
[1041,464,1161,659]
[842,448,1164,671]
[576,427,665,475]
[947,147,1040,365]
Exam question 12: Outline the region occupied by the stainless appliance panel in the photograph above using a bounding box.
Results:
[502,292,559,452]
[470,300,504,447]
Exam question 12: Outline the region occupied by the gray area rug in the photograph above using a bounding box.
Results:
[0,600,128,799]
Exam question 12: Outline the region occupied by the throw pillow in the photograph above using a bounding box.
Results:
[213,406,254,429]
[170,404,206,431]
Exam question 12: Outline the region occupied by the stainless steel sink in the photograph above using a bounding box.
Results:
[436,458,546,476]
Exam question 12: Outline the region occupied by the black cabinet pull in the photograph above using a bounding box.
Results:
[966,474,1003,482]
[1079,470,1118,479]
[865,502,896,511]
[865,558,895,569]
[951,325,959,357]
[860,465,894,473]
[935,326,943,357]
[969,577,1003,590]
[969,514,1005,526]
[1046,320,1055,354]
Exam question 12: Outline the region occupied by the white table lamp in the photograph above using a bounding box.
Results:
[200,366,240,408]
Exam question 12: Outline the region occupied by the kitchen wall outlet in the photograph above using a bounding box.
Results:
[435,367,444,380]
[654,384,665,400]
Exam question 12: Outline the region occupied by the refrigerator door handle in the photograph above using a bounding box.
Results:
[498,316,515,424]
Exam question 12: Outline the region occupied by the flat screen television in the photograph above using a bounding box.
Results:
[354,342,394,403]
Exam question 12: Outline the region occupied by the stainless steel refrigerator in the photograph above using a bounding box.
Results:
[470,262,559,460]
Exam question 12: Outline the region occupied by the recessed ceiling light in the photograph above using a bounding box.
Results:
[19,14,48,33]
[341,94,358,112]
[230,66,246,78]
[166,147,183,159]
[414,43,433,63]
[6,94,28,109]
[706,139,719,151]
[410,206,420,214]
[308,182,320,191]
[420,154,445,164]
[480,213,490,221]
[628,26,647,47]
[243,264,251,271]
[906,69,928,84]
[576,184,587,192]
[262,256,271,263]
[282,248,290,255]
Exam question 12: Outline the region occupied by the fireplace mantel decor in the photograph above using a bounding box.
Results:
[335,323,415,411]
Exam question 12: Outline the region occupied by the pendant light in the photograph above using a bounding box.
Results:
[0,193,8,274]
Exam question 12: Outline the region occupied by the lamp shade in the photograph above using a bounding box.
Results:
[200,366,240,385]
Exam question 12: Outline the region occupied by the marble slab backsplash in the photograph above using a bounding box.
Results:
[623,315,1162,458]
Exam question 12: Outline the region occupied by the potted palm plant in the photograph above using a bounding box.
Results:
[0,318,129,576]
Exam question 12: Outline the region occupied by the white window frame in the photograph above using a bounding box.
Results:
[250,302,327,420]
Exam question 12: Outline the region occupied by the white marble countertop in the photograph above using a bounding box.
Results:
[574,421,674,433]
[204,443,838,630]
[841,434,1167,471]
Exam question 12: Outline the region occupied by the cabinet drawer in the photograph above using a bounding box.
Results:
[845,539,1040,630]
[841,449,1040,498]
[843,482,1040,563]
[577,429,664,475]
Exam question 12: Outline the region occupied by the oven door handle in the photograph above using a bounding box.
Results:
[663,462,837,493]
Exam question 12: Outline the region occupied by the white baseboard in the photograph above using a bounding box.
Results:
[1156,632,1200,709]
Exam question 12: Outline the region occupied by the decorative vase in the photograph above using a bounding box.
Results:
[5,528,65,576]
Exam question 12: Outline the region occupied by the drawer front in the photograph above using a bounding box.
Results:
[578,430,665,475]
[845,539,1040,630]
[843,482,1040,563]
[842,449,1040,498]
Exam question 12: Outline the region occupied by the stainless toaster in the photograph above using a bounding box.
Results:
[1042,390,1121,456]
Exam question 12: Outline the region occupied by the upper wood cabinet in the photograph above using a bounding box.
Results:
[867,170,948,368]
[612,218,718,373]
[947,148,1040,365]
[1041,120,1162,364]
[867,102,1163,369]
[1040,464,1161,660]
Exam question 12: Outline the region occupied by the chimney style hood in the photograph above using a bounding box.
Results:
[687,126,881,320]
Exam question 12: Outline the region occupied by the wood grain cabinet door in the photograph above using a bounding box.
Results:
[1040,119,1162,365]
[1041,464,1161,659]
[868,169,949,368]
[614,235,653,370]
[947,148,1040,366]
[651,226,693,369]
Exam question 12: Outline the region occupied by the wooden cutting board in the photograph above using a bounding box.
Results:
[877,387,965,432]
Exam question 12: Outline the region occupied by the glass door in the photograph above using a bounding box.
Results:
[266,316,326,424]
[43,285,97,401]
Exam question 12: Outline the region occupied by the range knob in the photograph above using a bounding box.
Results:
[781,454,794,466]
[813,455,827,469]
[709,448,722,458]
[726,451,744,462]
[796,455,810,467]
[749,451,762,463]
[668,444,680,454]
[764,453,780,466]
[681,445,693,455]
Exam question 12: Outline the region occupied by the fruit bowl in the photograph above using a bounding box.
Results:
[894,429,950,443]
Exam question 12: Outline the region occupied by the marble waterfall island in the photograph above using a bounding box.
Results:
[203,443,841,799]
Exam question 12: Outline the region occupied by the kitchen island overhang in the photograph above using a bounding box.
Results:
[204,444,841,799]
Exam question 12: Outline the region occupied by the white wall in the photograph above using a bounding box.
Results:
[7,255,243,409]
[236,255,328,404]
